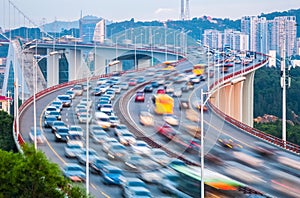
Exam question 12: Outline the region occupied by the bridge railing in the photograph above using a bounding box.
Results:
[208,54,300,154]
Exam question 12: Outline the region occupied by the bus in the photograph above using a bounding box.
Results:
[154,94,174,114]
[172,165,247,197]
[192,64,205,76]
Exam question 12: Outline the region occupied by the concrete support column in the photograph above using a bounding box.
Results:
[137,58,151,69]
[231,81,244,121]
[47,49,60,87]
[66,49,81,81]
[242,72,255,127]
[94,55,107,75]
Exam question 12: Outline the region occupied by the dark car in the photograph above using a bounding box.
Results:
[143,85,153,93]
[54,126,69,142]
[51,120,66,133]
[44,115,57,128]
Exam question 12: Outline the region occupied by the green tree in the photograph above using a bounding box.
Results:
[0,144,90,198]
[0,110,17,152]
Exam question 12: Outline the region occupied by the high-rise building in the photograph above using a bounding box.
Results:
[79,15,103,43]
[241,16,297,56]
[93,19,106,44]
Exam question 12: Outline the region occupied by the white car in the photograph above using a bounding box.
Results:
[114,124,130,136]
[109,115,120,127]
[163,114,179,126]
[118,131,136,146]
[78,113,92,124]
[119,82,129,90]
[99,104,113,115]
[69,125,83,136]
[97,78,107,85]
[80,98,93,108]
[111,85,121,94]
[64,142,83,158]
[131,140,151,155]
[139,111,154,126]
[44,105,60,117]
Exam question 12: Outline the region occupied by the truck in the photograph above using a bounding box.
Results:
[154,94,174,114]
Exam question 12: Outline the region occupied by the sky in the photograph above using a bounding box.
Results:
[1,0,300,27]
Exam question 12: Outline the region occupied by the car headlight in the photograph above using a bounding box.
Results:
[55,133,61,138]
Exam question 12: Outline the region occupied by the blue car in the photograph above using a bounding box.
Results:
[101,165,124,185]
[151,81,159,88]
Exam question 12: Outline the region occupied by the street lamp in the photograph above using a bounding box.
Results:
[134,33,143,70]
[150,32,159,66]
[32,51,60,150]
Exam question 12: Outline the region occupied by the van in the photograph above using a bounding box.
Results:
[94,112,111,130]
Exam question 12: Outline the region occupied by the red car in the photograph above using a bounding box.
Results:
[156,88,165,94]
[135,91,145,102]
[129,79,137,86]
[157,123,177,137]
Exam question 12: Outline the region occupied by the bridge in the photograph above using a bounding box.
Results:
[12,43,300,197]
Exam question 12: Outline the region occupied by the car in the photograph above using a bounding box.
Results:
[157,123,177,137]
[156,88,165,94]
[105,90,115,100]
[111,85,121,94]
[218,138,243,150]
[51,120,67,133]
[62,163,86,182]
[91,157,111,174]
[136,77,145,83]
[172,89,182,97]
[131,140,151,156]
[99,104,113,115]
[102,137,119,152]
[124,155,159,171]
[65,90,75,99]
[82,82,92,91]
[150,148,170,165]
[54,126,69,142]
[44,115,57,128]
[78,113,92,124]
[67,131,84,147]
[75,105,88,116]
[179,100,190,110]
[139,111,154,126]
[44,105,59,117]
[72,84,83,96]
[128,79,137,86]
[56,94,72,107]
[98,84,109,94]
[94,112,111,130]
[51,101,63,111]
[92,130,109,144]
[68,125,83,136]
[109,115,120,127]
[97,78,107,85]
[117,131,136,146]
[76,108,90,118]
[165,86,174,94]
[194,102,208,111]
[29,127,46,144]
[92,87,102,96]
[101,165,124,185]
[97,100,110,110]
[45,110,61,120]
[181,83,194,92]
[119,82,129,90]
[114,124,130,136]
[189,76,200,84]
[150,81,159,88]
[76,148,99,165]
[80,98,92,108]
[135,91,145,102]
[121,177,148,195]
[64,142,83,158]
[143,85,153,93]
[163,114,179,126]
[107,143,127,160]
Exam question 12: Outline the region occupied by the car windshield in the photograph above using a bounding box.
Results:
[54,122,64,126]
[67,144,81,149]
[67,166,82,171]
[68,135,82,140]
[117,125,127,130]
[108,169,122,174]
[58,96,70,100]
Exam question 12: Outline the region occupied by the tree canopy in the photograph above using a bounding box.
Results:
[0,144,90,198]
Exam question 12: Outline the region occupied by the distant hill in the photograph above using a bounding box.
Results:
[43,20,79,33]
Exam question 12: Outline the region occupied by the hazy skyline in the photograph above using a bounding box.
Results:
[1,0,300,27]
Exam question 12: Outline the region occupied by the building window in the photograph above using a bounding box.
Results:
[0,102,2,110]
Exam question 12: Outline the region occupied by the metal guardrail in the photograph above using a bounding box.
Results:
[208,56,300,155]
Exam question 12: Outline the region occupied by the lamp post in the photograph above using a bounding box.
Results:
[134,33,143,70]
[32,51,60,150]
[150,32,159,66]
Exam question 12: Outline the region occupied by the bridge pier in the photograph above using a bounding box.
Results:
[47,49,60,87]
[242,72,255,127]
